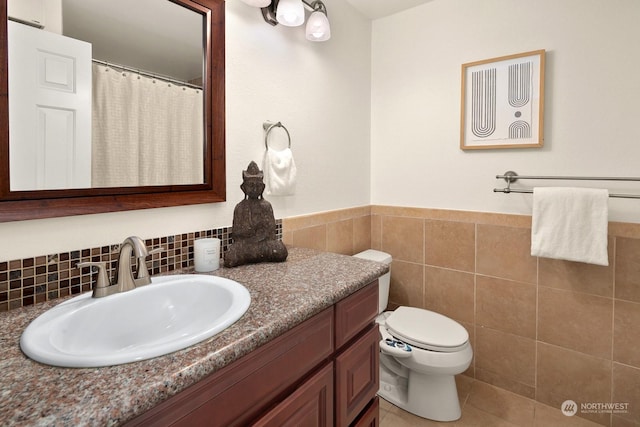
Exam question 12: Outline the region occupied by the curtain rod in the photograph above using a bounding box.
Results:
[92,59,203,90]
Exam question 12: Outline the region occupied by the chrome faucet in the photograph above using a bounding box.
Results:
[77,236,161,298]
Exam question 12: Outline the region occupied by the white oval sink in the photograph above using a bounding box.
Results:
[20,274,251,368]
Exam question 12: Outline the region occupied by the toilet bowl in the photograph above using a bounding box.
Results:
[354,250,473,422]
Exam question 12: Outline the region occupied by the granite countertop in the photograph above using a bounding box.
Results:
[0,247,387,427]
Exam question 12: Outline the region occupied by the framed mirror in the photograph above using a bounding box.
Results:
[0,0,225,222]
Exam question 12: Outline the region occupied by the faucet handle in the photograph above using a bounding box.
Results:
[77,262,110,294]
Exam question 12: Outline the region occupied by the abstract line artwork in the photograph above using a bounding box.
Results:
[471,69,496,138]
[508,62,531,108]
[461,50,545,150]
[509,120,531,138]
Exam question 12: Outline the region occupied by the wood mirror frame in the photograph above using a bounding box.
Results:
[0,0,225,222]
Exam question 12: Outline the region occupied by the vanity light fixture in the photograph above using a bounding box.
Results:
[304,1,330,41]
[275,0,305,26]
[239,0,331,42]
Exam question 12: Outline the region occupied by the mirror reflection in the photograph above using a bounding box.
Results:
[8,0,205,191]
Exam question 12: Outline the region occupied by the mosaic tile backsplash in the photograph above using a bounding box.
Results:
[0,221,283,312]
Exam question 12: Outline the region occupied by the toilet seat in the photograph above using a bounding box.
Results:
[385,306,469,352]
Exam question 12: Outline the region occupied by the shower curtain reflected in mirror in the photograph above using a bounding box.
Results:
[91,64,204,188]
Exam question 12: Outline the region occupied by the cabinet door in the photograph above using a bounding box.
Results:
[253,363,334,427]
[352,397,379,427]
[335,326,379,427]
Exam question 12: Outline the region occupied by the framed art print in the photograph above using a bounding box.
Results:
[460,50,545,150]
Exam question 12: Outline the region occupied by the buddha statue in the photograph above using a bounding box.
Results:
[224,161,288,268]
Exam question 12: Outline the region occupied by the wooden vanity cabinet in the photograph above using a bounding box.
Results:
[126,280,379,427]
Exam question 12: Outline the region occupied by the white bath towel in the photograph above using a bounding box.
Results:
[531,187,609,266]
[263,147,297,196]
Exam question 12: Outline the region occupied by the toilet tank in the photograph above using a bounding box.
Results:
[353,249,392,314]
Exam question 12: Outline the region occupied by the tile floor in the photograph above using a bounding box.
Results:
[379,375,603,427]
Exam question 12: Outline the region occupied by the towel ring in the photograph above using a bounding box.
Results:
[264,121,291,150]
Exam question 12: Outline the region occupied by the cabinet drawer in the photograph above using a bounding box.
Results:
[335,281,378,349]
[253,363,334,427]
[127,307,334,427]
[335,325,379,427]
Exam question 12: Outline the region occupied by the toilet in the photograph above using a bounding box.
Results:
[353,250,473,422]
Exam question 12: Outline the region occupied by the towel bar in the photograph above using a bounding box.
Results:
[494,171,640,199]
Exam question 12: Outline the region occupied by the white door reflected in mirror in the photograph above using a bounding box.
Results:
[9,20,92,191]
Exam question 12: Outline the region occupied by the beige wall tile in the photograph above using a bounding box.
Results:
[476,276,536,339]
[291,224,326,251]
[477,224,537,284]
[612,363,640,426]
[388,260,423,308]
[475,326,536,389]
[282,231,293,246]
[353,215,372,254]
[538,287,613,359]
[381,216,424,263]
[613,300,640,368]
[326,219,353,255]
[424,220,475,272]
[282,212,323,231]
[609,222,640,239]
[371,205,429,219]
[615,237,640,303]
[371,214,382,251]
[321,206,368,223]
[283,206,370,231]
[460,320,475,377]
[456,374,474,404]
[538,239,614,298]
[371,205,532,228]
[424,266,475,324]
[537,343,612,426]
[476,368,533,400]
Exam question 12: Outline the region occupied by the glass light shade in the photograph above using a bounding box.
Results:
[276,0,305,27]
[239,0,272,7]
[305,10,331,41]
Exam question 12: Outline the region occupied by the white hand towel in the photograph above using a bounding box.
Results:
[531,187,609,266]
[263,147,297,196]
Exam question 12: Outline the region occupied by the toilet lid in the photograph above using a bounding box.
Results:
[385,306,469,352]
